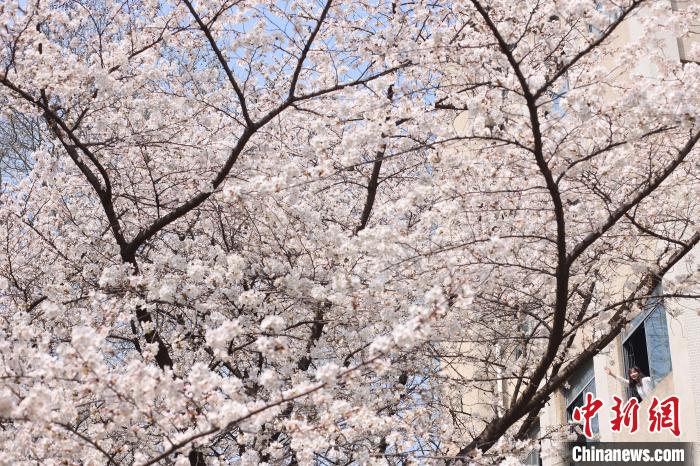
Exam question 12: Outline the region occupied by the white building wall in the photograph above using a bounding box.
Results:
[536,3,700,462]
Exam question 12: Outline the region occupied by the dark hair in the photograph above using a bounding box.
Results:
[627,366,646,388]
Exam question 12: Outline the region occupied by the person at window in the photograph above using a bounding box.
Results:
[604,366,654,400]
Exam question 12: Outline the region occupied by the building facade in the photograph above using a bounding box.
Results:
[450,2,700,464]
[534,5,700,463]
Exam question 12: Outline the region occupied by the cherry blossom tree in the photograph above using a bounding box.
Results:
[0,0,698,464]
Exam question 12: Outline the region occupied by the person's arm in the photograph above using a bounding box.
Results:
[642,377,655,394]
[605,367,629,386]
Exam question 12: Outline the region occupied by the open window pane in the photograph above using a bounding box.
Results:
[623,285,662,340]
[621,284,671,399]
[644,305,672,381]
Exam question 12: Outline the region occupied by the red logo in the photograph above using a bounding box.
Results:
[572,392,603,438]
[571,394,681,438]
[610,396,639,433]
[648,396,680,437]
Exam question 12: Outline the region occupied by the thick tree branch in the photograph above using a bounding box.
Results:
[569,129,700,264]
[182,0,253,127]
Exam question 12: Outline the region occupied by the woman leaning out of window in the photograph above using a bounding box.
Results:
[605,366,654,401]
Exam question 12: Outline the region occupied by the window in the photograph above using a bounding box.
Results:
[564,360,599,438]
[514,315,546,360]
[588,2,623,35]
[523,419,543,466]
[550,77,569,117]
[621,285,672,399]
[514,318,532,360]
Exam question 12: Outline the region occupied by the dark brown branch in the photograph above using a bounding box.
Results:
[182,0,253,126]
[355,150,384,233]
[533,0,645,100]
[569,129,700,265]
[452,0,571,457]
[0,78,129,254]
[288,0,333,99]
[125,128,252,258]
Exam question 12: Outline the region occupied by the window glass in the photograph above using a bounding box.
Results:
[644,305,672,382]
[523,420,542,466]
[551,78,569,117]
[564,361,599,441]
[564,360,594,406]
[623,285,662,340]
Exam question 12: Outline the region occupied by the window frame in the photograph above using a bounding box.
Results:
[620,285,673,399]
[564,361,599,438]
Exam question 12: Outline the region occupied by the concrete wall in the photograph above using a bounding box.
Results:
[536,4,700,462]
[540,247,700,465]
